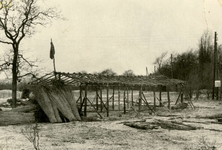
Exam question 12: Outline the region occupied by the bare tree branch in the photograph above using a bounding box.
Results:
[17,72,36,79]
[154,51,168,69]
[0,0,61,108]
[18,54,37,67]
[0,39,12,44]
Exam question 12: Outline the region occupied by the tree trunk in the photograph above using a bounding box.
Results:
[12,45,18,108]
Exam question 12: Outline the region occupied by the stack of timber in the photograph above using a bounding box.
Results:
[34,85,81,123]
[123,120,159,130]
[123,119,200,130]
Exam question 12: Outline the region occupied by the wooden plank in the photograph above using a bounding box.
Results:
[112,86,115,110]
[127,86,129,108]
[131,87,134,106]
[118,85,120,111]
[79,95,85,114]
[167,90,170,110]
[76,96,80,103]
[96,87,98,111]
[79,86,83,105]
[35,87,57,123]
[186,97,195,109]
[107,84,109,117]
[153,90,156,111]
[139,86,142,112]
[159,86,162,106]
[58,86,81,121]
[50,98,63,123]
[84,85,88,117]
[124,88,126,114]
[181,92,184,103]
[48,88,76,121]
[100,87,103,112]
[86,98,103,119]
[97,92,108,111]
[175,92,181,105]
[141,92,155,113]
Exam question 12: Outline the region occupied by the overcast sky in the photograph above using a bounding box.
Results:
[1,0,222,79]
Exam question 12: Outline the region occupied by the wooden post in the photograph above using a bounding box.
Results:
[78,85,84,114]
[139,86,142,112]
[107,84,109,117]
[100,86,103,112]
[167,89,170,109]
[96,86,98,111]
[84,85,88,117]
[181,92,184,103]
[118,85,120,111]
[80,86,82,105]
[219,84,221,101]
[127,86,129,108]
[112,86,115,110]
[131,87,134,106]
[175,91,182,105]
[159,86,162,106]
[212,32,217,100]
[153,88,156,111]
[171,54,173,78]
[123,87,126,114]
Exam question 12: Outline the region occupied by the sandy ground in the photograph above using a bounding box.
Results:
[1,97,222,149]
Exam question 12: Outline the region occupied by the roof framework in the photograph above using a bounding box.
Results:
[29,72,185,87]
[28,72,189,117]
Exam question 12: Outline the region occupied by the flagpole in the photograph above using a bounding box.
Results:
[53,57,57,79]
[53,56,56,72]
[50,39,56,78]
[51,39,56,72]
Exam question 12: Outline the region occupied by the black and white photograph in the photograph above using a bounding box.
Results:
[0,0,222,149]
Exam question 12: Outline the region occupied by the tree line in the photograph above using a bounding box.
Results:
[153,30,222,98]
[80,68,135,77]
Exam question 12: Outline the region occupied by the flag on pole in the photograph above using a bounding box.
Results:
[50,39,55,59]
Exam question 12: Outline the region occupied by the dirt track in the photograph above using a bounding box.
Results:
[1,98,222,150]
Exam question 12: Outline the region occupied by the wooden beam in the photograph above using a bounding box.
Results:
[131,87,134,106]
[107,84,109,117]
[118,85,120,111]
[100,86,103,112]
[79,85,83,108]
[167,90,170,110]
[86,98,103,119]
[127,86,129,108]
[139,86,142,112]
[123,87,126,114]
[112,86,115,110]
[175,92,182,105]
[153,88,156,111]
[141,92,155,113]
[84,85,88,117]
[181,92,184,103]
[96,86,98,111]
[159,86,162,106]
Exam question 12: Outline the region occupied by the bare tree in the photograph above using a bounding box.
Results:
[122,69,135,76]
[0,0,60,107]
[153,51,168,72]
[0,49,44,81]
[99,68,117,76]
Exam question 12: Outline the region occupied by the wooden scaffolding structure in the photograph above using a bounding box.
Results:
[29,72,186,118]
